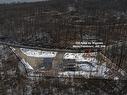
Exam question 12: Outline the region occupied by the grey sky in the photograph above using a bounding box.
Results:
[0,0,47,4]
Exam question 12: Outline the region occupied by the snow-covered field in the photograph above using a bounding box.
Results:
[20,48,57,58]
[20,48,97,60]
[19,48,123,80]
[58,63,110,79]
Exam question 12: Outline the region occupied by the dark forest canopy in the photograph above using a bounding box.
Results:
[0,0,47,4]
[0,0,127,51]
[0,0,127,11]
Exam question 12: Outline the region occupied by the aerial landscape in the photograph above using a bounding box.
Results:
[0,0,127,95]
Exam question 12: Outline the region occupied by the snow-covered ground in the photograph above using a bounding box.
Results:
[10,47,34,74]
[58,62,110,79]
[19,48,122,80]
[20,48,57,58]
[64,52,97,60]
[20,48,109,77]
[20,48,97,61]
[21,59,34,70]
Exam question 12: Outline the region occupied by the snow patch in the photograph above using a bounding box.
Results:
[21,59,34,70]
[20,48,57,58]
